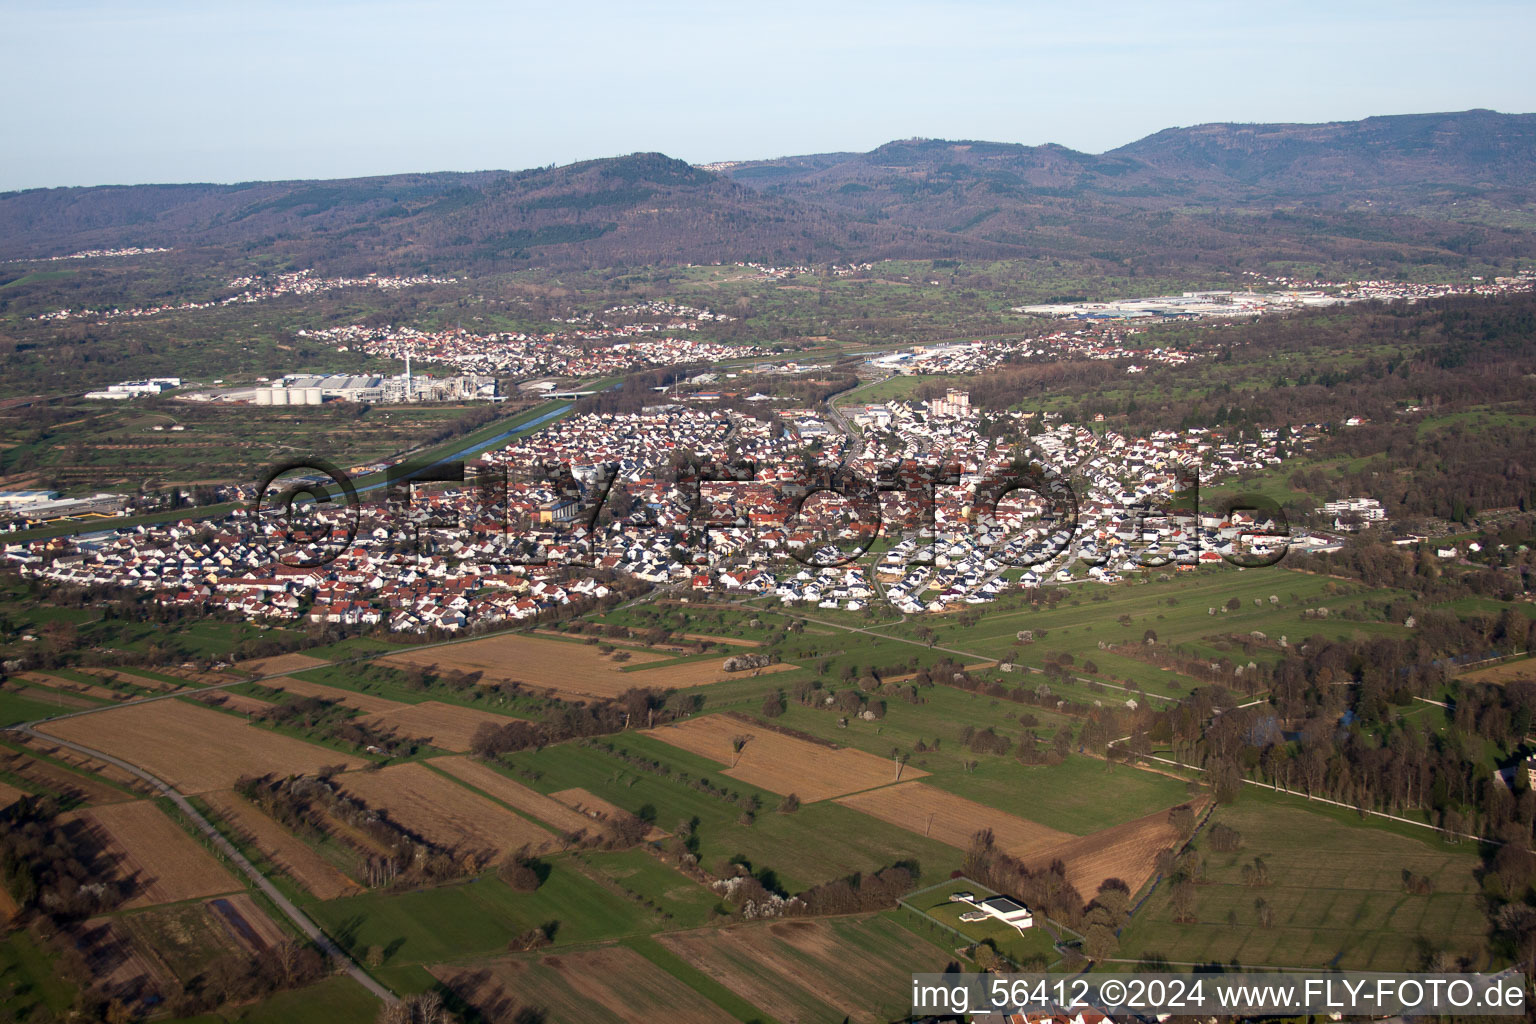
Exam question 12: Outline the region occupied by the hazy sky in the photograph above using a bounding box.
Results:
[3,0,1533,191]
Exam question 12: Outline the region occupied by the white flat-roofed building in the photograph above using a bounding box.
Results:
[0,490,61,508]
[83,377,181,400]
[953,892,1035,932]
[977,895,1034,931]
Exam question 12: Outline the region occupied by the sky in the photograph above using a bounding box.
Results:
[3,0,1534,191]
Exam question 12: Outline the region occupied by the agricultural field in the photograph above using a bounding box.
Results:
[839,782,1194,900]
[0,394,517,492]
[498,737,963,893]
[200,789,362,901]
[379,631,779,701]
[925,756,1194,836]
[381,632,670,699]
[37,699,364,793]
[550,788,668,842]
[435,944,734,1024]
[240,653,331,677]
[878,568,1405,680]
[426,756,600,836]
[654,914,954,1024]
[642,713,924,801]
[63,799,239,907]
[306,864,656,967]
[0,741,137,806]
[1026,803,1199,898]
[198,690,278,716]
[1117,790,1489,970]
[255,675,407,715]
[333,762,555,863]
[835,781,1070,862]
[1460,655,1536,685]
[363,701,521,753]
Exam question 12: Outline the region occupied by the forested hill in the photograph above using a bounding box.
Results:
[3,110,1535,274]
[0,154,952,272]
[719,110,1536,271]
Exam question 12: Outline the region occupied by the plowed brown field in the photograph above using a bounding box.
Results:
[380,633,670,700]
[240,653,330,676]
[643,714,923,802]
[67,800,238,907]
[427,757,595,835]
[202,790,360,900]
[38,701,361,793]
[835,782,1070,860]
[1024,802,1204,897]
[336,763,555,862]
[365,702,520,753]
[549,788,667,841]
[0,747,133,805]
[259,676,406,716]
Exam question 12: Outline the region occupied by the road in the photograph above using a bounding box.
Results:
[14,723,397,1005]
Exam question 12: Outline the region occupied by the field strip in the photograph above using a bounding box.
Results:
[656,916,952,1024]
[642,713,926,802]
[0,744,137,804]
[434,944,736,1024]
[9,685,99,710]
[1024,801,1200,898]
[201,789,362,901]
[835,781,1072,861]
[237,653,331,676]
[379,631,674,701]
[363,701,522,753]
[550,788,668,841]
[336,762,557,861]
[64,799,240,908]
[195,691,276,716]
[36,700,364,794]
[76,666,188,692]
[258,676,408,716]
[426,756,599,835]
[17,673,126,702]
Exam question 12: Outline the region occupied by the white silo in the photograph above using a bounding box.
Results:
[254,388,274,406]
[270,387,290,406]
[302,388,322,405]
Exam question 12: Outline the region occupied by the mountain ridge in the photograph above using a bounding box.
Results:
[4,110,1533,273]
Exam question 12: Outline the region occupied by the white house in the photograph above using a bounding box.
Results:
[954,892,1034,932]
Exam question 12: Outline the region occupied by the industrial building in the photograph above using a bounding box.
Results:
[0,492,128,524]
[83,377,182,400]
[251,362,498,405]
[0,490,62,509]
